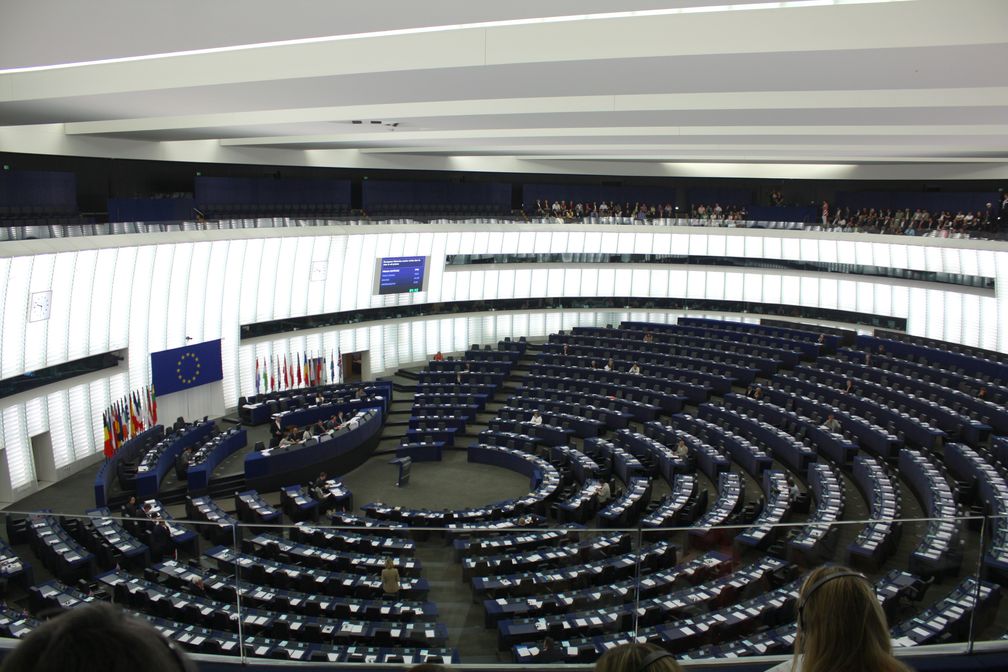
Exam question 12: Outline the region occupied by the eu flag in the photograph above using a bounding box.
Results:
[150,339,224,396]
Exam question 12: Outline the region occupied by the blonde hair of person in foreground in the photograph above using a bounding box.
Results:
[773,565,913,672]
[595,642,682,672]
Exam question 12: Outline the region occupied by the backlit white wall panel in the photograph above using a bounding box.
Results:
[1,226,1007,498]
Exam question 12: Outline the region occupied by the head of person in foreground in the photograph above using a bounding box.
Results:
[1,602,195,672]
[594,642,682,672]
[791,565,911,672]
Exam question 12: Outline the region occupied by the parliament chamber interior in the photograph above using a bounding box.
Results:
[1,1,1008,671]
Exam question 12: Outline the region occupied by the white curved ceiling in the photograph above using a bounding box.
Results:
[1,0,1006,180]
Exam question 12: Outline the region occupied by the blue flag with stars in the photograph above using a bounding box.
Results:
[150,339,224,396]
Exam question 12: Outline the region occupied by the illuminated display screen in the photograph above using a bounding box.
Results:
[377,256,428,295]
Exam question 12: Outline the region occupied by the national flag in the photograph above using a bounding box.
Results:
[112,402,121,445]
[283,354,289,390]
[260,359,268,394]
[269,357,276,391]
[303,353,310,386]
[103,412,113,458]
[337,347,343,383]
[125,396,132,439]
[255,358,261,394]
[296,353,302,387]
[118,399,127,443]
[330,350,335,384]
[150,385,158,424]
[131,393,141,436]
[315,356,323,386]
[288,356,294,389]
[139,391,147,430]
[111,407,120,452]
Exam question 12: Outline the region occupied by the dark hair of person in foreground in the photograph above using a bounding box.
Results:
[0,602,195,672]
[595,642,683,672]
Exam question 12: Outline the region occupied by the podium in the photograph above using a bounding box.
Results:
[390,457,412,487]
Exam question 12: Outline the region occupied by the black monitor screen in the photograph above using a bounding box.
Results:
[376,256,428,295]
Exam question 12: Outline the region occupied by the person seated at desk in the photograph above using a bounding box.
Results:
[355,387,366,400]
[278,432,295,448]
[0,601,198,672]
[188,575,208,596]
[979,386,988,400]
[628,362,641,375]
[675,438,689,460]
[381,558,401,600]
[326,411,346,430]
[604,357,615,371]
[314,392,325,405]
[122,495,140,520]
[610,478,622,500]
[299,426,313,442]
[432,351,445,362]
[595,642,682,672]
[529,411,543,426]
[643,330,654,344]
[596,480,611,505]
[538,637,564,663]
[311,420,326,436]
[121,496,141,533]
[766,565,910,672]
[844,378,855,394]
[311,472,337,511]
[562,343,570,356]
[590,360,599,369]
[822,413,842,433]
[311,470,328,491]
[752,386,764,401]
